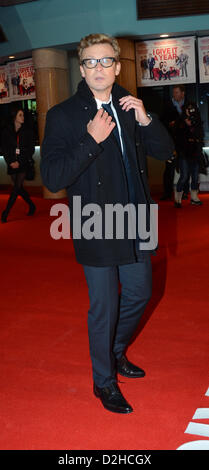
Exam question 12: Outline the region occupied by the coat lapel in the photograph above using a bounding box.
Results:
[112,87,136,151]
[76,79,136,153]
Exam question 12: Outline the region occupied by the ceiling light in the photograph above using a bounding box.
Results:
[160,34,169,38]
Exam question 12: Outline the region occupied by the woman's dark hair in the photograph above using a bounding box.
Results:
[10,105,24,122]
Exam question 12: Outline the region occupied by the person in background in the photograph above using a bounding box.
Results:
[179,50,189,78]
[174,102,204,207]
[148,53,155,79]
[159,61,171,81]
[203,51,209,76]
[1,106,36,223]
[140,55,149,80]
[160,85,189,200]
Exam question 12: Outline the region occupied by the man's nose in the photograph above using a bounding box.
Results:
[95,60,103,70]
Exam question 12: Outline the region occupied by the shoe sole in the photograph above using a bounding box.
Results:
[101,402,133,414]
[117,371,145,378]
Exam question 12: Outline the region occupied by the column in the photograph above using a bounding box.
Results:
[116,38,137,97]
[32,48,70,198]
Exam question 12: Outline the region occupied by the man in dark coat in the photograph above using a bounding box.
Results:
[41,33,174,414]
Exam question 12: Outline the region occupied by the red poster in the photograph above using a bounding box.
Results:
[0,65,10,103]
[8,58,36,101]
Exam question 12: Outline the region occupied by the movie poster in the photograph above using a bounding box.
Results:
[198,37,209,83]
[0,65,10,103]
[8,58,35,101]
[136,36,196,87]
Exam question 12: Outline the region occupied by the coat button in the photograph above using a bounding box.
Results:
[97,181,102,186]
[140,169,144,174]
[88,153,93,157]
[84,106,88,110]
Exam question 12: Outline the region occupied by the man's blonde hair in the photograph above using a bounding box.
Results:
[78,33,120,62]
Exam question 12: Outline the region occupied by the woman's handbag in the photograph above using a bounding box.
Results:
[199,151,209,175]
[25,157,35,181]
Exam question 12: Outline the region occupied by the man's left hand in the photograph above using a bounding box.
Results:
[119,96,151,126]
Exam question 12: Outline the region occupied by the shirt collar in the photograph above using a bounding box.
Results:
[95,94,112,109]
[172,97,185,113]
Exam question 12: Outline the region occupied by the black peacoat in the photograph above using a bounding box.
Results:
[41,80,174,266]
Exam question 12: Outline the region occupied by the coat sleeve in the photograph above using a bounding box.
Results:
[41,105,103,193]
[1,128,16,165]
[138,114,175,161]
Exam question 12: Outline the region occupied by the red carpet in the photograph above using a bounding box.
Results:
[0,191,209,450]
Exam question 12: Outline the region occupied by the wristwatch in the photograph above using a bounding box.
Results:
[138,113,152,127]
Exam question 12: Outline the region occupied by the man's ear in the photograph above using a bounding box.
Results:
[115,61,121,77]
[80,64,85,78]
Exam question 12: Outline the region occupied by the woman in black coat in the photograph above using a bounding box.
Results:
[174,103,204,207]
[1,106,36,223]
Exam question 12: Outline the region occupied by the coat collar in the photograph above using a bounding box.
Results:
[77,79,130,105]
[76,79,135,139]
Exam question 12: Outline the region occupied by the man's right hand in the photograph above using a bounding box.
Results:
[87,108,115,144]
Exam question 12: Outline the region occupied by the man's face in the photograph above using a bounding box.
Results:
[80,43,121,99]
[173,87,184,102]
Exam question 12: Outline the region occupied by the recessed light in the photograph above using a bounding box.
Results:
[8,55,15,59]
[160,34,169,38]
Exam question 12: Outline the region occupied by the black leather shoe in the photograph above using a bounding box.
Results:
[1,210,7,223]
[27,203,36,216]
[174,201,182,208]
[93,382,133,414]
[117,355,145,378]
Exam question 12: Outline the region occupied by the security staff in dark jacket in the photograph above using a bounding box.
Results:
[1,107,36,223]
[41,33,174,414]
